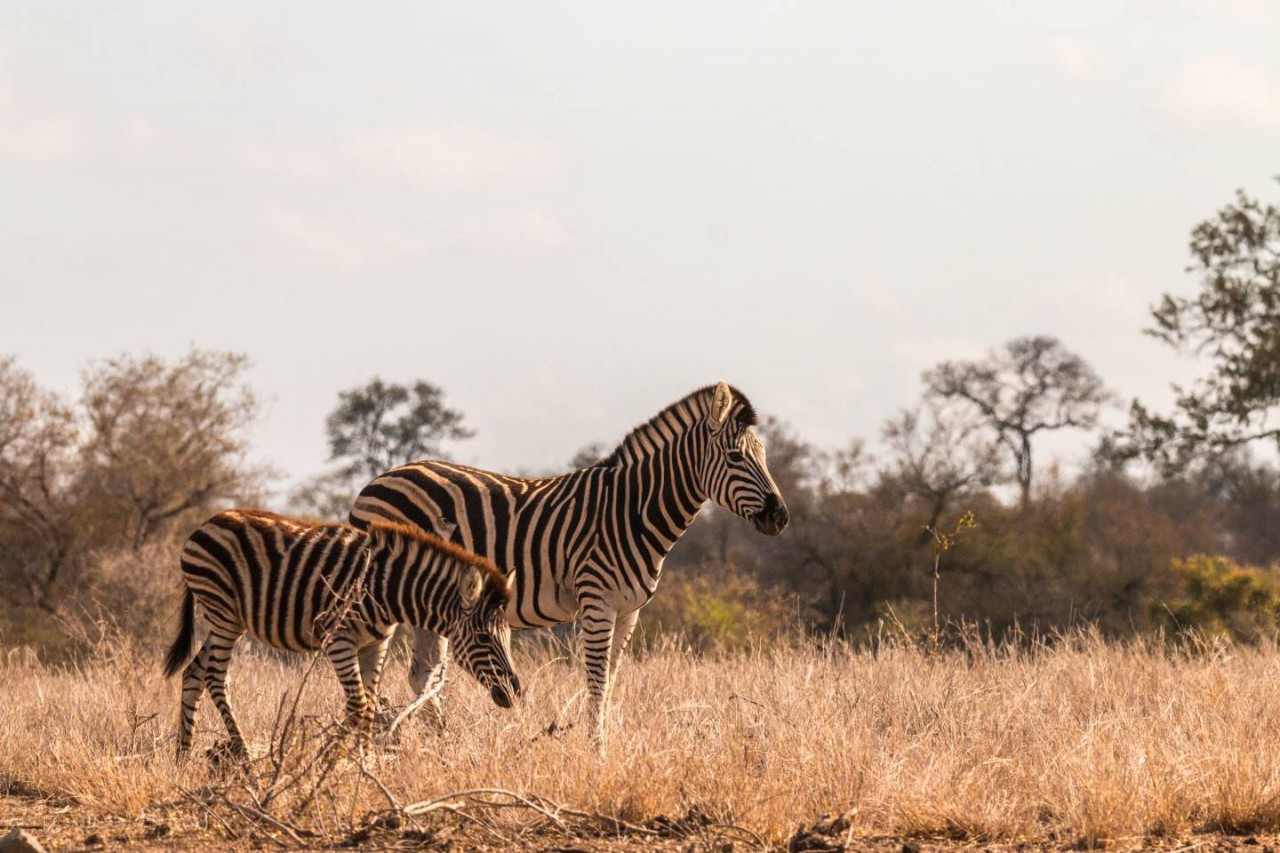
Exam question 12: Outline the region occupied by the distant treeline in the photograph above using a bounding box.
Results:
[2,180,1278,656]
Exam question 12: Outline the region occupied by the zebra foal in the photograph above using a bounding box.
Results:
[162,509,520,759]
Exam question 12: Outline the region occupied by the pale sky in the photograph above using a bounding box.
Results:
[3,2,1279,490]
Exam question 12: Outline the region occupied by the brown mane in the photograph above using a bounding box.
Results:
[365,519,510,599]
[208,510,510,603]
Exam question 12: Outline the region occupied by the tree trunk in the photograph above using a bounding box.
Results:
[1017,437,1033,510]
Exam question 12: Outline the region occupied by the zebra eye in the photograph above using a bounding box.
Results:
[726,450,745,463]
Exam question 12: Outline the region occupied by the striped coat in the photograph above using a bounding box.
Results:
[163,509,519,758]
[350,382,787,741]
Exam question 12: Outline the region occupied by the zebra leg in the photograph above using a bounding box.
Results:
[201,629,249,760]
[358,635,391,707]
[176,641,210,759]
[408,627,449,730]
[578,602,618,748]
[327,636,372,734]
[608,608,640,678]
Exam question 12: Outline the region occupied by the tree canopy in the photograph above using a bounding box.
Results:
[326,378,473,479]
[0,349,264,608]
[1127,182,1280,473]
[924,335,1110,507]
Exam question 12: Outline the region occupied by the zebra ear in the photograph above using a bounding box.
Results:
[504,571,516,594]
[708,381,734,433]
[460,566,484,608]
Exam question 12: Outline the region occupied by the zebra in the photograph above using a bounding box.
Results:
[349,381,788,742]
[162,508,521,759]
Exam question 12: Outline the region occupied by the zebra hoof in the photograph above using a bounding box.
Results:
[542,719,575,738]
[206,739,249,772]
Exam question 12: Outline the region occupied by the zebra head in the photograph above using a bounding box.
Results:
[699,381,789,536]
[445,565,522,708]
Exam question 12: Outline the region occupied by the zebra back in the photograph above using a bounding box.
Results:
[178,509,513,652]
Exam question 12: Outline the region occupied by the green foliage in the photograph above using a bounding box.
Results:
[1125,180,1280,472]
[326,378,473,479]
[638,564,799,652]
[1157,554,1280,643]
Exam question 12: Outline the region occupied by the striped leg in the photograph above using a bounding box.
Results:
[176,643,210,759]
[327,637,372,733]
[608,608,640,677]
[358,636,391,704]
[359,635,396,726]
[408,628,449,729]
[578,601,618,747]
[202,629,248,759]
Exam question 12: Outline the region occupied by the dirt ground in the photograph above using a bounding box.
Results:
[7,794,1280,853]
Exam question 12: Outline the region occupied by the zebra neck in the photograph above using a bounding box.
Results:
[607,413,708,555]
[366,542,449,633]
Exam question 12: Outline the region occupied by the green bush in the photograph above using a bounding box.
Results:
[1156,554,1280,642]
[637,564,800,652]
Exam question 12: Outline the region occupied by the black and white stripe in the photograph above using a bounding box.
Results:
[162,509,520,759]
[349,382,788,741]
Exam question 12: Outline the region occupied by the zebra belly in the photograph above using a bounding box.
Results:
[508,580,578,629]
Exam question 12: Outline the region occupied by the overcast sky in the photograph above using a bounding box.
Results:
[3,2,1279,489]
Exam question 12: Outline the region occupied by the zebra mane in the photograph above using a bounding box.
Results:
[593,383,759,468]
[366,520,510,599]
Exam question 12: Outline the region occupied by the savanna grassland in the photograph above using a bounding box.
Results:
[5,630,1280,852]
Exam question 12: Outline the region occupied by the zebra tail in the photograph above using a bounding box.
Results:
[162,588,196,679]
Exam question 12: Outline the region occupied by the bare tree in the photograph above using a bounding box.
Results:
[924,336,1109,508]
[79,350,267,549]
[0,358,80,606]
[0,350,265,610]
[881,402,1003,532]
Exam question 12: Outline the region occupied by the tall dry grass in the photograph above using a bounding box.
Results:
[3,629,1280,846]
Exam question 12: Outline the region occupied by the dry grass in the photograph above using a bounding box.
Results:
[4,629,1280,849]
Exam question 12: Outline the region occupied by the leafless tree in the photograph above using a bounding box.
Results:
[0,350,266,610]
[924,336,1110,509]
[79,350,268,549]
[0,358,80,607]
[881,401,1003,532]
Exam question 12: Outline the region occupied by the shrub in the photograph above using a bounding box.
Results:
[1156,554,1280,642]
[637,563,800,652]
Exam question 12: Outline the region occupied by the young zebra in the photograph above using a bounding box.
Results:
[350,381,788,743]
[162,509,520,759]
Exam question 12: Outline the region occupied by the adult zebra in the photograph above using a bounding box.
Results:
[348,382,788,741]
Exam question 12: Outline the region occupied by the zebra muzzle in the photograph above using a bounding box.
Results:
[753,495,790,536]
[489,674,521,709]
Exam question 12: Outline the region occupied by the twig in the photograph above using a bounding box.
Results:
[357,750,402,815]
[399,787,662,840]
[706,821,767,848]
[385,678,445,738]
[552,804,660,836]
[220,797,313,845]
[728,692,767,710]
[404,788,567,832]
[179,787,241,840]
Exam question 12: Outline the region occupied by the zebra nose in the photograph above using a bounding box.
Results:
[490,684,514,709]
[509,674,523,698]
[757,494,789,535]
